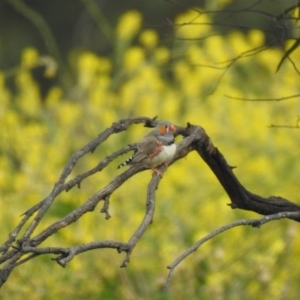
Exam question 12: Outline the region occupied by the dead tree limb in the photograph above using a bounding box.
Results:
[188,123,300,218]
[0,117,299,288]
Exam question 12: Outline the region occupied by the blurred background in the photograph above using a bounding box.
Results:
[1,0,300,299]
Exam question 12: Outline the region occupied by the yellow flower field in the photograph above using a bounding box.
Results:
[1,8,300,300]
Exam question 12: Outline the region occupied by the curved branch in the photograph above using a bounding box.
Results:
[164,211,300,290]
[21,117,156,241]
[1,118,300,289]
[121,172,161,267]
[185,123,300,219]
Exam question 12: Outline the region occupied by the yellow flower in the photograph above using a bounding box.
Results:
[139,29,158,48]
[21,47,39,68]
[57,102,81,127]
[173,61,190,82]
[292,6,300,19]
[228,31,250,56]
[77,52,100,73]
[45,87,63,107]
[123,46,145,70]
[248,29,265,48]
[256,47,281,71]
[204,35,229,63]
[175,9,211,39]
[116,10,142,39]
[77,52,100,89]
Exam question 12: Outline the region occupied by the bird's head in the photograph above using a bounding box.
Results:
[156,121,176,135]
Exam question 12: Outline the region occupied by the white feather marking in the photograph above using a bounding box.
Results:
[145,144,176,167]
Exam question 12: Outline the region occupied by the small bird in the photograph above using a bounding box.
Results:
[117,121,177,175]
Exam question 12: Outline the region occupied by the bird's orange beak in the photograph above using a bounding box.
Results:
[169,124,176,132]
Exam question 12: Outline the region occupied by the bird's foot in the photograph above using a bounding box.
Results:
[151,167,163,177]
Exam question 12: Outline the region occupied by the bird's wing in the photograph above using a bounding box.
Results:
[130,136,162,164]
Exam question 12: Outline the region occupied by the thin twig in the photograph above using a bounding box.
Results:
[225,93,300,101]
[164,211,300,290]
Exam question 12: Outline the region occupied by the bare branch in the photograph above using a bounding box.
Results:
[164,211,300,290]
[0,117,158,285]
[100,195,112,219]
[268,115,300,129]
[121,173,161,267]
[225,93,300,101]
[20,117,157,240]
[1,118,299,289]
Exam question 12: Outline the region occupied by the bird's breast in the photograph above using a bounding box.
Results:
[146,143,177,167]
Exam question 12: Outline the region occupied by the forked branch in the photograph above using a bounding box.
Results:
[0,117,299,289]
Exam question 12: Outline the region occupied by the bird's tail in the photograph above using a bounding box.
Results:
[117,155,134,169]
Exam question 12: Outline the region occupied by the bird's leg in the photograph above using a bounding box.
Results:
[150,162,169,176]
[150,166,163,177]
[163,162,169,169]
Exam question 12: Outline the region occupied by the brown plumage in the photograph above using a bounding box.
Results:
[117,121,177,174]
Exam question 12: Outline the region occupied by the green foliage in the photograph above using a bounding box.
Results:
[1,8,300,300]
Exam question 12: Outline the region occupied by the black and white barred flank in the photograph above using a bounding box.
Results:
[117,154,135,169]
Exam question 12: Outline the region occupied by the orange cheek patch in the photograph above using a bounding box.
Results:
[158,126,167,135]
